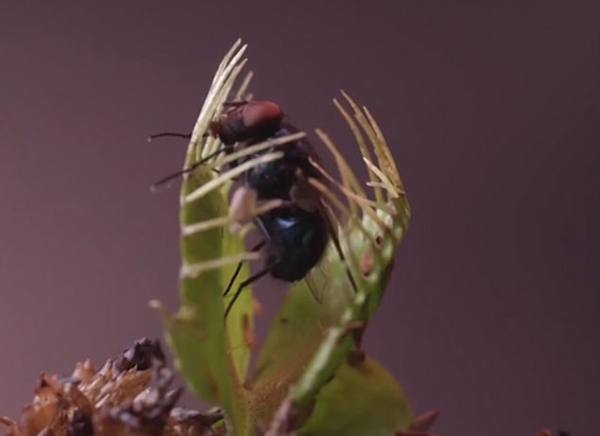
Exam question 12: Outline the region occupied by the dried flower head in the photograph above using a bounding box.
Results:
[0,339,223,436]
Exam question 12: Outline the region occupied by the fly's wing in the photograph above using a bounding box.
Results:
[305,262,328,304]
[321,200,359,296]
[304,198,358,306]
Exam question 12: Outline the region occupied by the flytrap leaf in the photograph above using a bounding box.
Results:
[151,40,258,432]
[298,357,412,436]
[152,39,413,436]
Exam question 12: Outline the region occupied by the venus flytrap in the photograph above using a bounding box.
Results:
[151,40,415,436]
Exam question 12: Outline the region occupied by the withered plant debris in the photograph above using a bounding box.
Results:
[0,339,224,436]
[116,338,167,372]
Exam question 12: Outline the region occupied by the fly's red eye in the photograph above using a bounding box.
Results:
[242,101,283,129]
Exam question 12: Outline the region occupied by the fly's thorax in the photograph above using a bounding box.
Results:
[243,158,297,200]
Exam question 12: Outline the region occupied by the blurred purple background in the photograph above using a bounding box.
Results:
[1,2,598,435]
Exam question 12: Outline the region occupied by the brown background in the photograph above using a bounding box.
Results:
[1,2,598,435]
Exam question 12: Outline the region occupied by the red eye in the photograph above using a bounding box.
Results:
[208,101,284,145]
[242,101,283,129]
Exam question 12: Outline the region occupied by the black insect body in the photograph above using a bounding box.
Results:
[196,101,336,317]
[150,100,341,317]
[217,107,333,317]
[223,197,332,318]
[238,122,322,204]
[255,206,330,282]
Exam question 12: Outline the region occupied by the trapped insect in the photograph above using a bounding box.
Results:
[150,100,354,318]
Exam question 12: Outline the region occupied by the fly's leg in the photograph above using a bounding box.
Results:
[223,240,266,298]
[224,260,275,320]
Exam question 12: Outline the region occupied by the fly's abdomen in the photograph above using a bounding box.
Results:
[267,211,329,282]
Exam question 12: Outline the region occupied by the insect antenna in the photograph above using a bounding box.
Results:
[222,100,248,108]
[147,132,194,142]
[150,147,225,193]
